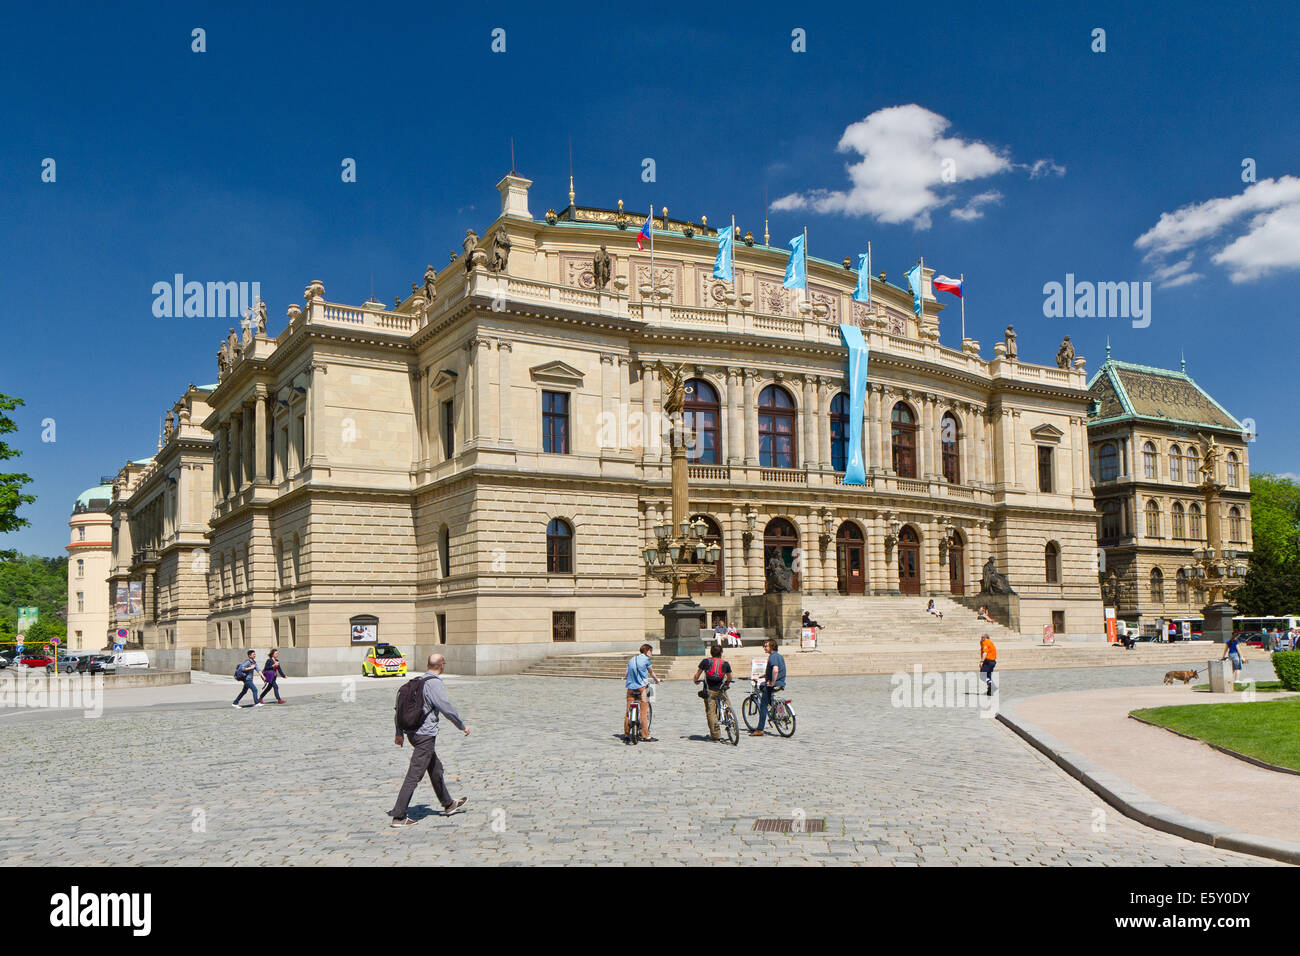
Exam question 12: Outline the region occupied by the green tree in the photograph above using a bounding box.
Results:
[1234,473,1300,614]
[0,394,35,538]
[0,554,68,638]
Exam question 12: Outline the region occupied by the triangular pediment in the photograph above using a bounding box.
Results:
[529,360,585,387]
[1029,423,1065,442]
[430,368,459,391]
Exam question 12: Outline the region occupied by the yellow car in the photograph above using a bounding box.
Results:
[362,644,407,678]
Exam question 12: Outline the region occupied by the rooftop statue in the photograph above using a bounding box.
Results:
[488,229,511,273]
[1056,335,1075,369]
[423,264,436,302]
[593,245,612,289]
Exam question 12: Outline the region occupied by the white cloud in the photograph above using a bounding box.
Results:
[1026,159,1067,179]
[772,105,1058,229]
[950,190,1003,221]
[1135,176,1300,284]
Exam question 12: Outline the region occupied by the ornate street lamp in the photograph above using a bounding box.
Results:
[1183,435,1245,644]
[641,362,722,655]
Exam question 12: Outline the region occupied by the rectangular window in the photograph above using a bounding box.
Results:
[1052,610,1066,635]
[542,391,570,454]
[288,616,297,648]
[1038,446,1053,492]
[442,400,455,460]
[552,610,576,642]
[436,612,447,645]
[78,527,86,541]
[274,618,281,644]
[77,559,84,578]
[76,592,84,613]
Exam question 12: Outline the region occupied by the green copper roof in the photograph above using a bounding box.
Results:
[1087,358,1242,432]
[73,484,113,513]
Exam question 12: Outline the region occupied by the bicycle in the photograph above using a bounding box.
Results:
[741,678,796,737]
[700,680,740,746]
[625,681,656,745]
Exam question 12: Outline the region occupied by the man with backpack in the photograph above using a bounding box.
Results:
[693,644,733,741]
[389,653,469,828]
[232,650,263,708]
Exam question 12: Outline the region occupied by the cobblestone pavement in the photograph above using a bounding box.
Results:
[0,664,1273,865]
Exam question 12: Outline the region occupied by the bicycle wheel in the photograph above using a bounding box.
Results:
[773,702,796,738]
[722,706,739,746]
[741,695,759,730]
[628,706,639,745]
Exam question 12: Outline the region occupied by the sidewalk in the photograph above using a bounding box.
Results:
[1001,682,1300,862]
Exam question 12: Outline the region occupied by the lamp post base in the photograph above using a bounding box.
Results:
[660,598,708,657]
[1202,601,1236,645]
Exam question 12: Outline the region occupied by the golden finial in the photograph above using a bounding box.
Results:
[701,214,708,228]
[617,198,623,211]
[764,219,770,246]
[568,175,575,206]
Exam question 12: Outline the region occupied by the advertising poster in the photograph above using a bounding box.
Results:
[128,581,142,617]
[115,585,128,617]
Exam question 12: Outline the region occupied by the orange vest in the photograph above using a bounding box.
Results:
[980,638,997,661]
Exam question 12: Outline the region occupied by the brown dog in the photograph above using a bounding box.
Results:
[1163,670,1199,685]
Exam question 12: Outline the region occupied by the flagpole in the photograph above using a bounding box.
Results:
[867,240,872,303]
[803,226,809,303]
[649,203,655,296]
[731,214,736,286]
[919,255,925,326]
[960,271,966,343]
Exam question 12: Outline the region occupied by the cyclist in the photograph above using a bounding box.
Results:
[624,643,659,744]
[693,643,733,741]
[749,639,785,737]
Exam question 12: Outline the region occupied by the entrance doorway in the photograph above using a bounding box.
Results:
[948,534,965,595]
[836,522,865,595]
[897,525,920,595]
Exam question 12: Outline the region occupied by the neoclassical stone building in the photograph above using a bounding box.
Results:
[1086,357,1251,633]
[67,483,114,652]
[105,385,215,664]
[179,172,1104,675]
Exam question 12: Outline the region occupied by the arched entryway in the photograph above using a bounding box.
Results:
[763,518,800,591]
[947,532,965,595]
[836,521,865,595]
[897,525,920,595]
[689,513,723,593]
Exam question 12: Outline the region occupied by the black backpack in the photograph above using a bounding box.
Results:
[395,676,433,733]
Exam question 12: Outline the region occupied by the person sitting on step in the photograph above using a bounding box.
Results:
[926,599,944,619]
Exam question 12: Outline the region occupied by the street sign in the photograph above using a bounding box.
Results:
[116,629,128,639]
[113,643,124,652]
[52,637,60,646]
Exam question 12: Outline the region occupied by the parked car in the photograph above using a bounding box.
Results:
[87,654,116,674]
[19,653,55,669]
[1239,632,1269,649]
[361,644,407,678]
[48,655,80,674]
[112,650,149,670]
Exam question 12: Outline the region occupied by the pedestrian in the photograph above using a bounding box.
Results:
[749,639,785,737]
[1222,634,1245,686]
[979,634,997,697]
[693,643,733,741]
[623,643,659,744]
[258,648,287,704]
[389,653,469,828]
[232,650,263,707]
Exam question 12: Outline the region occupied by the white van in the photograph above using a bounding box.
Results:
[113,651,150,670]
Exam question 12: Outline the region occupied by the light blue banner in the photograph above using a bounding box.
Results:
[838,323,869,485]
[713,221,733,282]
[853,251,871,304]
[905,264,923,317]
[783,234,806,290]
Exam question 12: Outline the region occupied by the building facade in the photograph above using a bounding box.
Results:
[105,385,215,664]
[67,483,114,652]
[160,172,1106,675]
[1087,357,1252,633]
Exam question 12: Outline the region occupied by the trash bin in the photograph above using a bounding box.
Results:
[1207,658,1232,693]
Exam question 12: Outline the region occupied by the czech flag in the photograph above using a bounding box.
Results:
[932,274,963,298]
[637,215,652,250]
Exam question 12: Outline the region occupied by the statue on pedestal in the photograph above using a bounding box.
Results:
[422,264,436,302]
[462,229,479,273]
[488,229,511,273]
[980,556,1016,595]
[765,556,795,593]
[1004,326,1018,360]
[254,299,267,335]
[1056,335,1075,369]
[593,245,612,289]
[163,410,175,441]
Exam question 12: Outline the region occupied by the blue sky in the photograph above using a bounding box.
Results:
[2,0,1298,556]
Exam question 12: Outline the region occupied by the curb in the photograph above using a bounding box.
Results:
[997,697,1300,866]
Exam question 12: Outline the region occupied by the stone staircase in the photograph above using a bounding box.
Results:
[799,594,1022,645]
[519,641,1228,679]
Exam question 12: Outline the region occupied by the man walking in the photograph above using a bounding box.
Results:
[389,653,469,828]
[693,644,733,741]
[979,633,997,697]
[749,639,785,737]
[623,643,659,744]
[232,650,263,708]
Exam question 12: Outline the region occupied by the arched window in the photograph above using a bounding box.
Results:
[891,402,917,478]
[1176,568,1189,603]
[1226,452,1240,488]
[1188,503,1203,540]
[758,385,797,469]
[684,379,720,465]
[1045,542,1060,584]
[1143,441,1157,479]
[1150,568,1164,603]
[1229,506,1243,542]
[1101,499,1123,539]
[1185,446,1199,483]
[1169,445,1182,482]
[438,525,450,578]
[546,519,573,574]
[763,518,800,590]
[1171,502,1185,539]
[829,393,850,472]
[76,558,84,578]
[941,412,961,484]
[1099,442,1118,481]
[688,514,723,593]
[1145,499,1161,538]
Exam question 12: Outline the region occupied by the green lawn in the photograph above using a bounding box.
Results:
[1190,681,1286,693]
[1132,696,1300,772]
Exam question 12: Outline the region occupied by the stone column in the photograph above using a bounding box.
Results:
[931,397,944,480]
[869,385,883,472]
[920,394,934,478]
[726,367,741,465]
[498,342,513,445]
[973,406,986,485]
[617,356,630,452]
[599,353,616,454]
[801,375,816,469]
[474,336,495,446]
[1076,418,1089,493]
[254,391,268,483]
[229,414,242,493]
[640,362,658,461]
[307,364,326,466]
[818,378,833,470]
[728,506,743,597]
[742,369,758,466]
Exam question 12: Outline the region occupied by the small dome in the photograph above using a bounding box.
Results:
[73,484,113,515]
